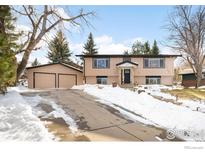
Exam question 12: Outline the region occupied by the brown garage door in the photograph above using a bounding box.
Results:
[58,74,77,88]
[34,72,56,89]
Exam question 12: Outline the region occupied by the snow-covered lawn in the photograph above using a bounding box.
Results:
[8,85,44,93]
[0,91,54,141]
[73,84,205,141]
[138,85,205,113]
[136,85,176,100]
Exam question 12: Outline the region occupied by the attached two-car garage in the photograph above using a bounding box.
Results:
[27,63,83,89]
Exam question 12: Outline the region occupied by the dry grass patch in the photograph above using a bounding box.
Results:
[162,88,205,100]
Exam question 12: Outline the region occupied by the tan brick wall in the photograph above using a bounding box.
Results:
[84,57,176,85]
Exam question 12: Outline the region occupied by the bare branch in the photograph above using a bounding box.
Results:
[11,6,28,16]
[16,31,32,54]
[14,5,95,80]
[165,5,205,87]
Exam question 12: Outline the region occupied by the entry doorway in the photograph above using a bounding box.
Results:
[124,69,130,84]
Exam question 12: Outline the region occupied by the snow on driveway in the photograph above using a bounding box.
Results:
[23,94,78,133]
[0,86,78,141]
[73,84,205,141]
[0,91,54,141]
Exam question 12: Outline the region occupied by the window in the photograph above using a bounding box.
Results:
[93,58,110,69]
[202,73,205,79]
[144,58,165,68]
[123,57,131,62]
[96,76,107,84]
[146,76,161,84]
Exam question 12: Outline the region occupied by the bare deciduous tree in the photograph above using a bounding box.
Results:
[166,6,205,88]
[12,5,94,80]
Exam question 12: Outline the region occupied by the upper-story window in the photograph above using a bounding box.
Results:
[143,58,165,68]
[93,58,110,69]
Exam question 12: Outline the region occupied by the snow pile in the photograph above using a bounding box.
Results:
[43,100,78,133]
[73,84,205,141]
[135,85,175,100]
[180,100,205,112]
[23,95,48,117]
[0,92,53,141]
[199,86,205,89]
[72,84,92,90]
[23,95,78,133]
[8,85,40,93]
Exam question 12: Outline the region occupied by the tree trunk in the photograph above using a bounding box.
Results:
[16,35,43,81]
[16,49,31,81]
[195,66,202,88]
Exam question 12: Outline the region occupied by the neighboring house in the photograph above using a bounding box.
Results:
[77,54,180,86]
[26,63,83,89]
[179,68,205,87]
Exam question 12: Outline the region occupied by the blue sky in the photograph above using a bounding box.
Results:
[16,5,175,64]
[65,5,173,43]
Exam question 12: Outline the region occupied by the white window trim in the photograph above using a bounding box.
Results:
[96,59,107,68]
[202,73,205,79]
[96,76,108,84]
[144,58,165,68]
[93,58,109,69]
[146,77,161,84]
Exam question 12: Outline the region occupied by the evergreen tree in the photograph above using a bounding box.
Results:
[143,41,151,55]
[83,32,98,55]
[47,30,72,63]
[123,50,130,55]
[31,58,40,66]
[131,41,144,55]
[151,40,159,55]
[0,5,18,93]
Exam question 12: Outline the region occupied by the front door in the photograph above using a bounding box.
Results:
[124,69,130,84]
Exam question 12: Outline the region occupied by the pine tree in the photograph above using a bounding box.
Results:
[123,50,130,55]
[47,30,72,64]
[151,40,159,55]
[0,5,18,94]
[131,41,144,55]
[143,41,151,55]
[83,32,98,55]
[31,58,40,66]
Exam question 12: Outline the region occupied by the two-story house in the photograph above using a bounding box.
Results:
[77,54,180,86]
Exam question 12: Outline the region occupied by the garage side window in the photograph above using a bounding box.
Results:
[96,76,107,84]
[93,58,110,69]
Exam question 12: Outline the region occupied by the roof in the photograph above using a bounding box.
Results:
[66,61,83,70]
[116,61,138,66]
[179,68,205,75]
[26,63,83,72]
[76,54,182,58]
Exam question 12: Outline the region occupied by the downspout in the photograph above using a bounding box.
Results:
[83,57,86,84]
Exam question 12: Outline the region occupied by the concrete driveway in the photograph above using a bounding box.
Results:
[22,89,181,141]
